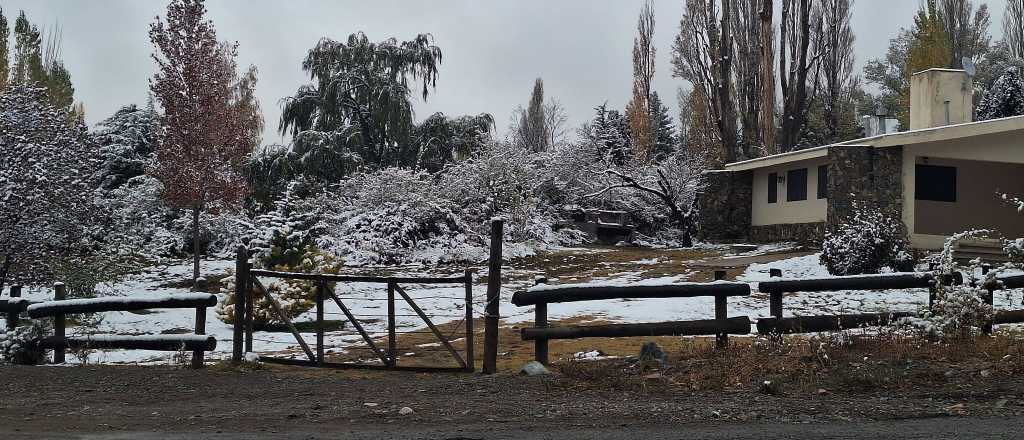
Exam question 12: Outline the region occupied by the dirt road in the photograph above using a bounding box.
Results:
[2,365,1022,439]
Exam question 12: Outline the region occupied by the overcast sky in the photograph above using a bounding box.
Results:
[1,0,1012,145]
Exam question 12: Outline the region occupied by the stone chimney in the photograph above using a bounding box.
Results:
[909,68,973,130]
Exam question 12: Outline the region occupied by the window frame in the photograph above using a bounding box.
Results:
[817,165,828,199]
[914,164,957,203]
[786,168,808,202]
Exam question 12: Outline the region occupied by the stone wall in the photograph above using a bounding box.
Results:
[697,170,753,241]
[827,145,904,226]
[750,222,826,244]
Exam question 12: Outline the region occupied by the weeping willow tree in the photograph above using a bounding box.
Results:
[279,32,442,182]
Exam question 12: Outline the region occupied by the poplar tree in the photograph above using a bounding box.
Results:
[516,78,548,152]
[0,9,9,94]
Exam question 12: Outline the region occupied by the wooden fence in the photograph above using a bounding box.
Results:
[511,270,749,364]
[1,283,217,368]
[512,269,1024,365]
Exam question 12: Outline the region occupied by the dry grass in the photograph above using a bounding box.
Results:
[552,329,1024,396]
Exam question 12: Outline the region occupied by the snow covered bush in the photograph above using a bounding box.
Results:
[820,203,914,275]
[0,320,51,365]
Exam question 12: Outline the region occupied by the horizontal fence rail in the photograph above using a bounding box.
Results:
[756,312,916,334]
[40,334,217,352]
[521,316,750,341]
[757,273,936,294]
[511,282,750,307]
[26,293,217,318]
[248,269,469,285]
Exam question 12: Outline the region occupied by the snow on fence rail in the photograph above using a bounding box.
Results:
[4,283,216,368]
[514,271,749,365]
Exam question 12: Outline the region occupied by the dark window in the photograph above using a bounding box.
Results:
[787,168,808,202]
[915,164,957,202]
[768,172,778,203]
[817,165,828,199]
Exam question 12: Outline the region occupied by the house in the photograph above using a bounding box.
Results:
[699,68,1024,250]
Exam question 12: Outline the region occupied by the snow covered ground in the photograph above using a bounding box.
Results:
[5,247,1022,365]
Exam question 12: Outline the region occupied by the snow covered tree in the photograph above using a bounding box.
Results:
[245,182,321,269]
[581,104,633,166]
[279,31,442,179]
[976,68,1024,120]
[0,84,105,292]
[149,0,258,287]
[412,112,494,172]
[512,78,549,152]
[92,103,160,190]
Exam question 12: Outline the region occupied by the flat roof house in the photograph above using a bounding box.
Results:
[699,68,1024,250]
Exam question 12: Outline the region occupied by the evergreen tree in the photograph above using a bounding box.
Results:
[46,61,74,111]
[647,91,676,162]
[0,9,9,94]
[92,104,160,190]
[976,68,1024,120]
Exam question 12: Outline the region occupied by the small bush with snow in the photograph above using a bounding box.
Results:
[820,204,914,276]
[0,321,51,365]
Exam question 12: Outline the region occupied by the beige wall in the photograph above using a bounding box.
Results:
[909,69,973,130]
[901,131,1024,249]
[751,157,829,226]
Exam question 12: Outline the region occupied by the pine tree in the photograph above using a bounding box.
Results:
[0,9,9,94]
[976,68,1024,120]
[648,92,676,161]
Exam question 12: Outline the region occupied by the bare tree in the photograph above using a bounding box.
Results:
[939,0,991,68]
[731,0,766,159]
[543,99,569,148]
[758,0,776,154]
[1004,0,1024,59]
[778,0,823,152]
[816,0,857,143]
[672,0,740,165]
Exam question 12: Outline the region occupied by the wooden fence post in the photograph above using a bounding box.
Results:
[982,264,994,335]
[464,270,475,373]
[232,245,247,365]
[53,283,66,364]
[534,276,549,365]
[315,281,325,366]
[192,304,207,368]
[6,285,21,330]
[714,270,728,349]
[387,280,397,368]
[245,260,254,353]
[483,218,504,374]
[769,268,783,319]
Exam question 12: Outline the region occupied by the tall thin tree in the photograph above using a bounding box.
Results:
[627,0,657,161]
[1004,0,1024,59]
[778,0,822,152]
[817,0,857,143]
[0,8,9,94]
[758,0,776,154]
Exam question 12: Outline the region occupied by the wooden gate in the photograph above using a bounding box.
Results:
[231,250,475,373]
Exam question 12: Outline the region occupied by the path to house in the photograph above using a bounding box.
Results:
[1,365,1022,440]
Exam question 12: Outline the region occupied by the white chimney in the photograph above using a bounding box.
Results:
[909,68,973,130]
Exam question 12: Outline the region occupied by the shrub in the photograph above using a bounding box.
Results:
[820,204,914,275]
[0,321,51,365]
[216,251,339,327]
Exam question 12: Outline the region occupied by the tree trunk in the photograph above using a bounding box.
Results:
[715,0,739,164]
[758,0,776,155]
[0,255,10,295]
[192,205,201,291]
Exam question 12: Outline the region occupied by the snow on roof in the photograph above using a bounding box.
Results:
[722,114,1024,171]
